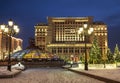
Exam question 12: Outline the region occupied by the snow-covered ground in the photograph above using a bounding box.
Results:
[71,67,120,82]
[0,66,21,76]
[0,67,105,83]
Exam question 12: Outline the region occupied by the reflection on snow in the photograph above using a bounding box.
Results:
[0,68,104,83]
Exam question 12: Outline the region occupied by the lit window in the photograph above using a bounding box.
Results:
[45,29,47,32]
[105,28,107,30]
[83,36,84,41]
[105,33,107,35]
[45,33,47,36]
[105,41,107,46]
[56,37,58,41]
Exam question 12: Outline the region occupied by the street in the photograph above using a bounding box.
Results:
[0,67,105,83]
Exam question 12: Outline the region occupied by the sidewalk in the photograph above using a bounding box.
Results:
[63,66,120,83]
[0,67,22,78]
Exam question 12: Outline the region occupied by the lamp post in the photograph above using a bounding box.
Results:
[78,23,93,70]
[0,19,19,71]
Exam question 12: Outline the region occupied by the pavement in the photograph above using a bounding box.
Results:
[63,66,120,83]
[1,65,120,83]
[0,66,22,78]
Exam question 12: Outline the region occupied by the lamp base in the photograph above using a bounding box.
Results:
[84,62,88,70]
[7,65,11,71]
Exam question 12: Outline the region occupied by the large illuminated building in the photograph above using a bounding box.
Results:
[35,17,108,59]
[0,30,22,60]
[35,23,48,51]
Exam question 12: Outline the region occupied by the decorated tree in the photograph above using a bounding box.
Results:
[106,48,114,63]
[89,37,102,64]
[114,44,120,62]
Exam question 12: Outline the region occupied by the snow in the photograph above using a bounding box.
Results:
[0,66,21,76]
[0,67,120,83]
[11,62,25,70]
[71,67,120,82]
[0,68,105,83]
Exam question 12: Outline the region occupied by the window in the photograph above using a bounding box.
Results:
[58,48,62,53]
[63,48,68,53]
[52,48,56,54]
[69,48,74,53]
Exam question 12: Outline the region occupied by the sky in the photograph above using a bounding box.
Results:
[0,0,120,51]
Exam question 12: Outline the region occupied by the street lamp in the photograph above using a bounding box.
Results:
[0,19,19,71]
[78,23,93,70]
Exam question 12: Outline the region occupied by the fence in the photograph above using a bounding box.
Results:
[78,64,117,69]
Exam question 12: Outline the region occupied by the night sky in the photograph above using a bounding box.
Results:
[0,0,120,51]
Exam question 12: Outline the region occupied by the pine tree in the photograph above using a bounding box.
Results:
[89,37,102,64]
[114,44,120,62]
[106,48,114,63]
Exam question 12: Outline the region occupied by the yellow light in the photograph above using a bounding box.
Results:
[45,33,47,36]
[13,25,18,30]
[0,24,5,30]
[89,28,94,32]
[83,24,88,29]
[8,19,13,26]
[78,30,82,34]
[105,33,107,35]
[78,27,83,34]
[105,28,107,30]
[88,30,92,34]
[16,28,20,33]
[79,27,83,32]
[4,28,9,33]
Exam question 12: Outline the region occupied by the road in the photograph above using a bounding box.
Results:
[0,67,105,83]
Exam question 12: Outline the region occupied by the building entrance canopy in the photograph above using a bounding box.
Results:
[10,49,53,60]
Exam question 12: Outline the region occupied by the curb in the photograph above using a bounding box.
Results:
[62,67,120,83]
[0,70,22,78]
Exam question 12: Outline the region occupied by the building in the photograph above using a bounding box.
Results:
[35,23,48,51]
[0,30,23,60]
[35,17,108,60]
[93,22,108,59]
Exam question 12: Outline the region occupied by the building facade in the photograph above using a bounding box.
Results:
[35,23,48,51]
[35,17,108,60]
[93,22,108,59]
[0,30,23,60]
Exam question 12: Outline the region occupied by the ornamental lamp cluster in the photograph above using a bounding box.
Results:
[78,23,94,35]
[0,19,19,35]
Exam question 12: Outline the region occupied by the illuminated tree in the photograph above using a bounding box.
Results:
[106,48,114,63]
[89,37,102,64]
[114,44,120,62]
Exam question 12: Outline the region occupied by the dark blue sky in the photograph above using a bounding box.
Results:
[0,0,120,51]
